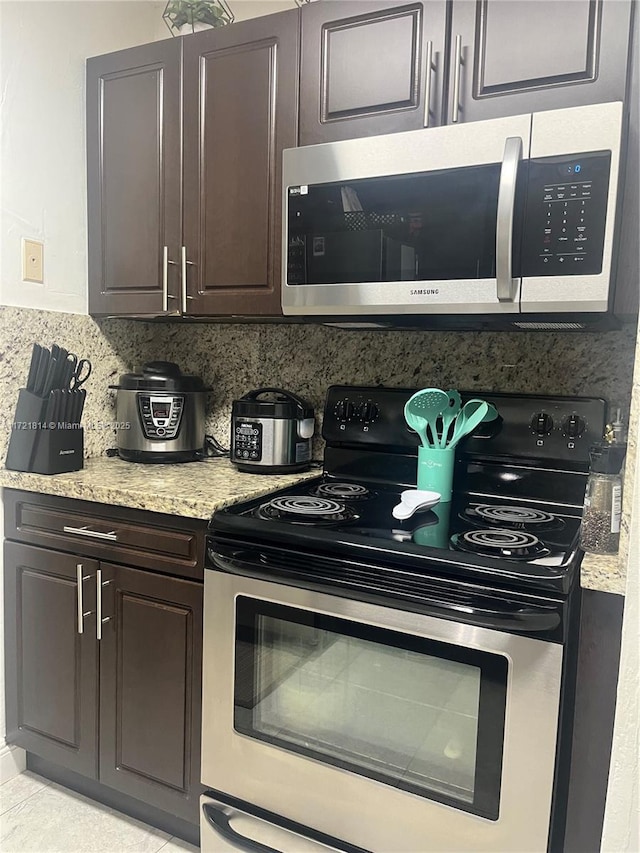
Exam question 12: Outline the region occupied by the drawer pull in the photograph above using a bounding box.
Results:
[64,525,118,542]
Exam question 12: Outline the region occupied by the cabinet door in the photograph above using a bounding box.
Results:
[87,39,182,317]
[182,10,299,316]
[98,563,203,823]
[3,543,99,777]
[299,1,448,145]
[447,0,633,125]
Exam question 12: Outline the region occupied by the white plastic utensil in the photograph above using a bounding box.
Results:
[404,389,449,448]
[392,489,441,520]
[439,389,462,448]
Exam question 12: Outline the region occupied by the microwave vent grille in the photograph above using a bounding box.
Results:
[512,322,586,330]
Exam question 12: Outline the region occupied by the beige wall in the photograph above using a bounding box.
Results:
[0,0,168,315]
[230,0,297,21]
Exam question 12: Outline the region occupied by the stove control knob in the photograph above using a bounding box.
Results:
[334,399,354,421]
[357,401,378,422]
[531,411,554,435]
[562,414,586,438]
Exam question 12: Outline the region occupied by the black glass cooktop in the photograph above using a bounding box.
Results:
[246,478,579,561]
[212,475,582,586]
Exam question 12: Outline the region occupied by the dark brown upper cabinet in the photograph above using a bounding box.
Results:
[87,9,299,319]
[299,1,448,145]
[299,0,633,146]
[182,12,299,316]
[87,39,182,317]
[446,0,634,125]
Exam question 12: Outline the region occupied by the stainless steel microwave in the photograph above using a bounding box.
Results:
[282,102,625,330]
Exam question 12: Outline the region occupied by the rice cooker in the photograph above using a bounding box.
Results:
[231,388,315,473]
[111,361,207,463]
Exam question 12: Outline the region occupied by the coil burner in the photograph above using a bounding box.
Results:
[311,482,373,500]
[451,529,551,561]
[462,504,564,533]
[257,495,357,526]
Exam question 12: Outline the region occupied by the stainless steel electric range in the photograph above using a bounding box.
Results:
[201,386,606,853]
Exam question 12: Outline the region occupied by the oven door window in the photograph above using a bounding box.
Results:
[234,598,507,820]
[286,165,504,286]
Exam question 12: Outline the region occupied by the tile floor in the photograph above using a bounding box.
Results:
[0,771,199,853]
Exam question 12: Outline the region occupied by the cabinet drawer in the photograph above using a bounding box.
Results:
[3,490,205,580]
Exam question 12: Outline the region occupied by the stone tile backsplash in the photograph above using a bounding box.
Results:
[1,305,637,461]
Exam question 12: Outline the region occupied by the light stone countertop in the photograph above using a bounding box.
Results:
[0,456,319,521]
[580,552,626,596]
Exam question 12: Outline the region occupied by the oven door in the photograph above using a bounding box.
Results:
[202,568,564,853]
[282,114,532,318]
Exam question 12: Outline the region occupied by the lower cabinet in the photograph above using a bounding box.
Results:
[4,543,99,779]
[98,561,203,821]
[4,539,203,825]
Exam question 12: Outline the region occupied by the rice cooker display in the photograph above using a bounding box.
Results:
[234,421,262,461]
[138,394,184,440]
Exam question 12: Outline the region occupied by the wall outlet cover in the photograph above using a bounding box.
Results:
[22,238,44,283]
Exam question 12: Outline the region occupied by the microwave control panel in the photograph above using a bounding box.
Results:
[138,394,184,440]
[521,150,611,277]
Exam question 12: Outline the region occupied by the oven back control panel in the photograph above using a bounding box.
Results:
[322,385,607,464]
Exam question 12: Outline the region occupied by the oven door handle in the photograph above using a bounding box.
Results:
[209,549,561,633]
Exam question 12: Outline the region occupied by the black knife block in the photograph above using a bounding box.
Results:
[5,388,84,475]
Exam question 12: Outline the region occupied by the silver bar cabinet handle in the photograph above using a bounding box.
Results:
[181,246,195,313]
[496,136,523,303]
[64,525,118,542]
[423,40,435,128]
[77,563,84,634]
[162,246,169,312]
[96,569,112,641]
[164,248,178,313]
[76,564,93,635]
[451,34,463,123]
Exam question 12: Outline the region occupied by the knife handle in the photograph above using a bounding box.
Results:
[26,343,40,391]
[44,391,56,424]
[33,347,50,396]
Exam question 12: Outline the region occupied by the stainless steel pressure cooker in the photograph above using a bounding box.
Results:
[111,361,208,463]
[231,388,315,473]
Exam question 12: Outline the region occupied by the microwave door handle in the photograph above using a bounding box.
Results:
[496,135,522,303]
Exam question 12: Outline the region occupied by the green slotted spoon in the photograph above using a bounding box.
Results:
[404,388,449,448]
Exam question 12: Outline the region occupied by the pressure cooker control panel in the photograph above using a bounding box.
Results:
[138,394,184,440]
[233,421,262,461]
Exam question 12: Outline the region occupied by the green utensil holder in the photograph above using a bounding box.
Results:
[413,502,452,548]
[417,446,455,501]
